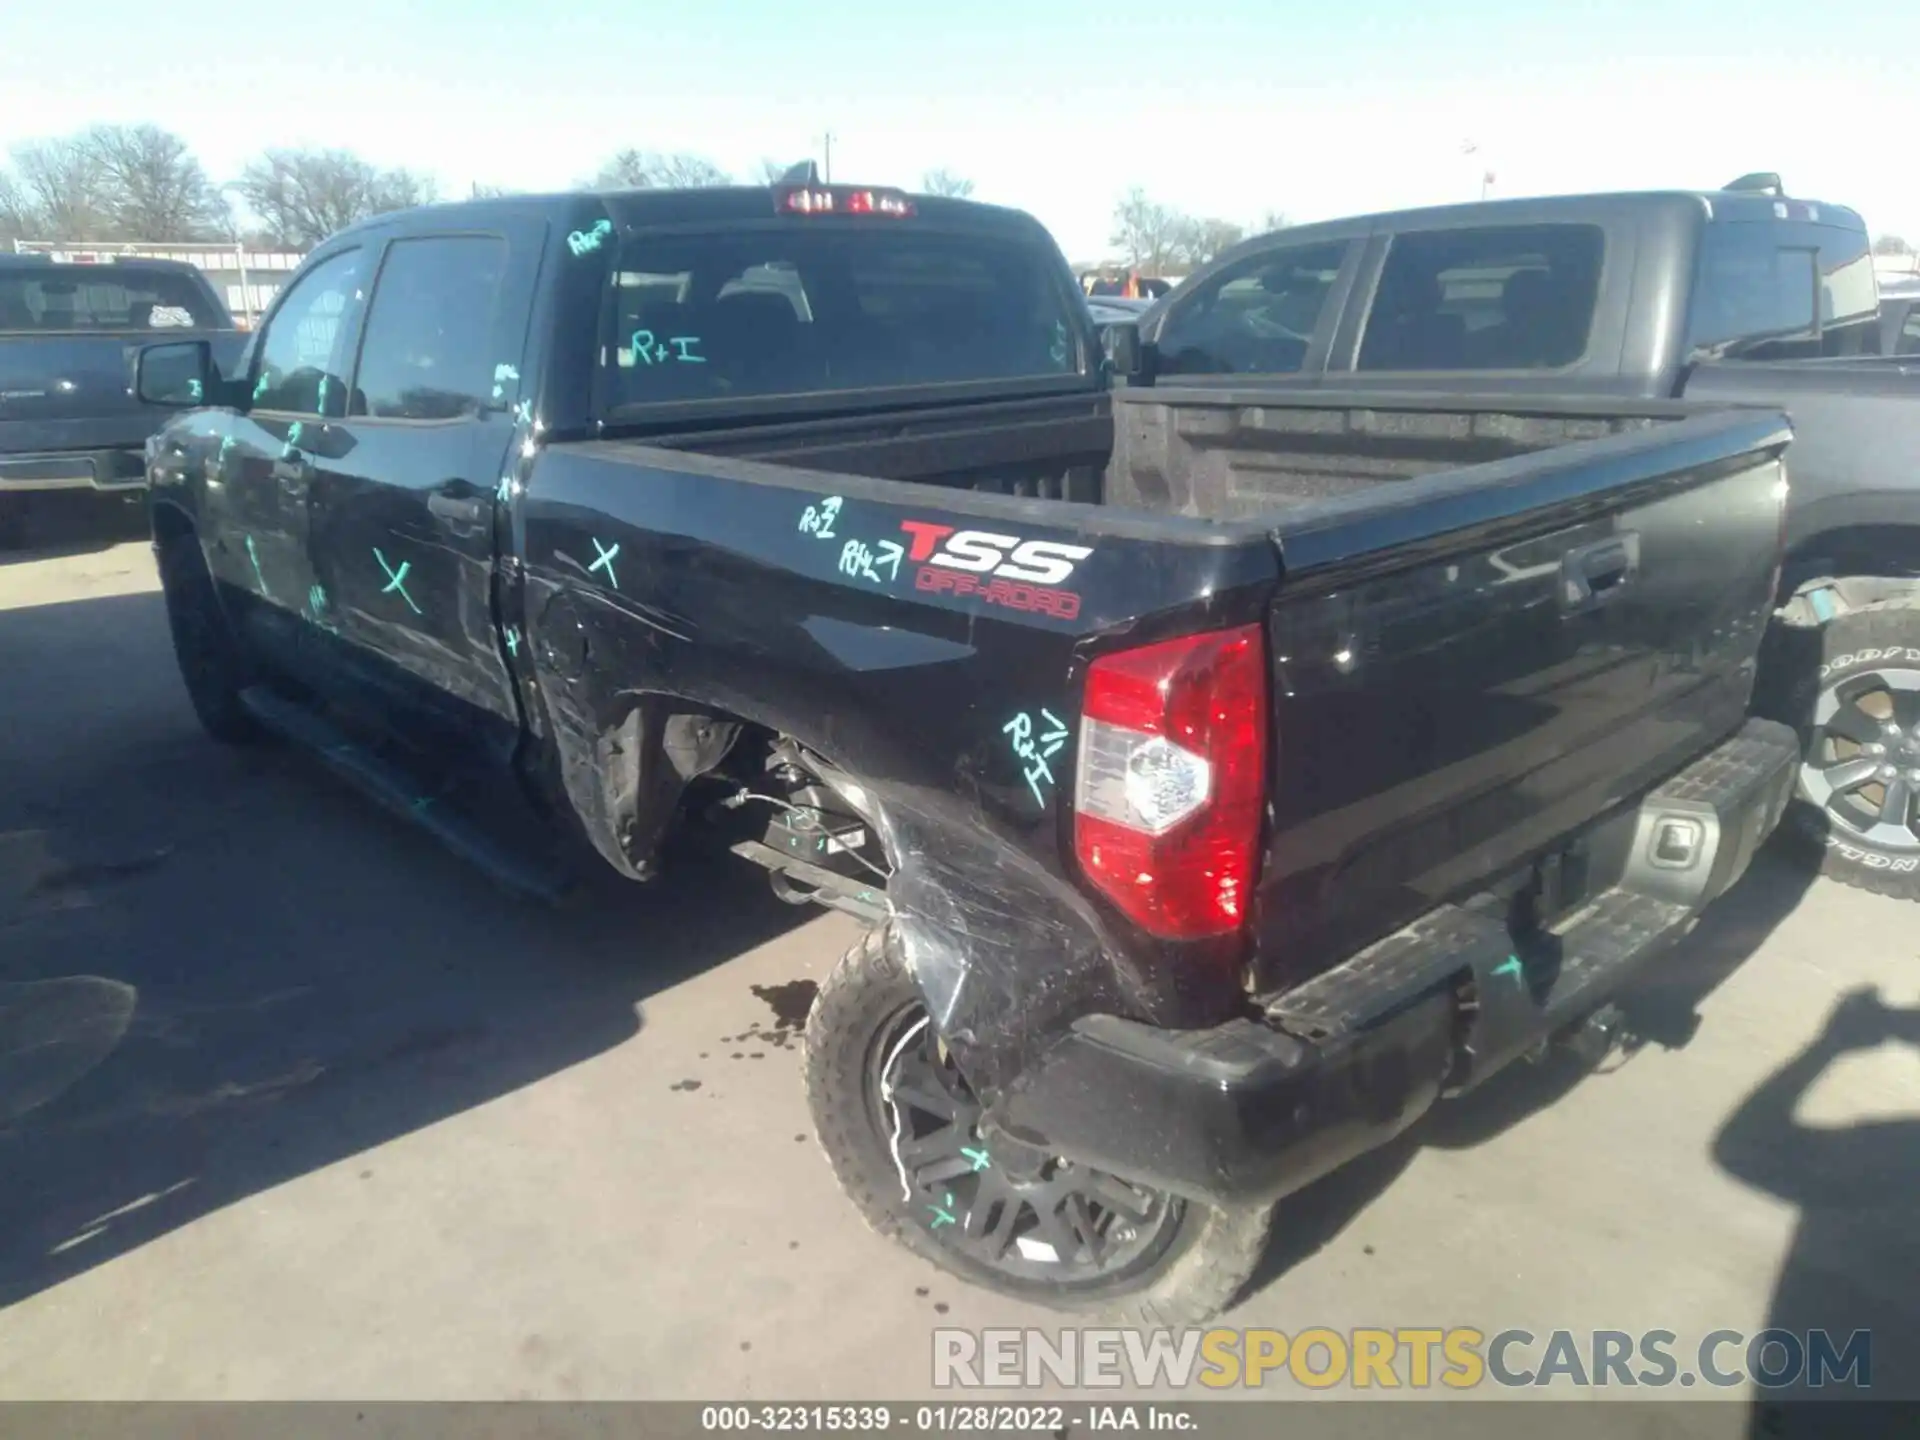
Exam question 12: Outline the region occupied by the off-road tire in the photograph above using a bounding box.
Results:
[1762,601,1920,901]
[158,532,262,745]
[804,922,1272,1324]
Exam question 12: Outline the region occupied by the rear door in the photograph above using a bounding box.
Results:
[306,221,545,766]
[1325,218,1634,394]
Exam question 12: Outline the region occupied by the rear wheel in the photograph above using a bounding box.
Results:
[158,531,262,745]
[1772,603,1920,900]
[805,924,1271,1323]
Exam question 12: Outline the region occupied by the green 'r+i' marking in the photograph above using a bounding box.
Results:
[245,535,271,598]
[1491,954,1525,985]
[960,1147,991,1173]
[928,1192,957,1229]
[504,627,520,657]
[589,537,621,588]
[374,548,421,614]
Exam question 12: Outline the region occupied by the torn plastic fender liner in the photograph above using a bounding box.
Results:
[528,583,739,880]
[522,578,1246,1103]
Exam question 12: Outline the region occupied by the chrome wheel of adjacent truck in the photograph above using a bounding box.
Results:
[1779,605,1920,900]
[804,924,1271,1323]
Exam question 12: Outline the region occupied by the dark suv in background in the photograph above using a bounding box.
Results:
[0,252,243,549]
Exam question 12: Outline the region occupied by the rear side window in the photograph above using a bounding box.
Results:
[598,227,1082,415]
[1155,241,1348,377]
[252,249,366,415]
[0,265,223,332]
[1357,224,1604,372]
[350,236,509,421]
[1691,221,1880,360]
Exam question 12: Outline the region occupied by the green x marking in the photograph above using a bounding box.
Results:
[1491,954,1525,985]
[928,1192,957,1229]
[960,1146,991,1173]
[245,535,271,599]
[374,548,421,614]
[589,537,620,588]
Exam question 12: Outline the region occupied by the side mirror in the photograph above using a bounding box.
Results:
[1103,320,1144,380]
[136,340,213,407]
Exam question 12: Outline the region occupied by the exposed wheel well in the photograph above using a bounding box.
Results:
[1777,525,1920,624]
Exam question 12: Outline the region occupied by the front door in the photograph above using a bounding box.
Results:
[206,245,369,648]
[307,227,541,768]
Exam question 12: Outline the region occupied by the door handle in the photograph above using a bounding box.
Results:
[1559,532,1639,611]
[428,491,490,528]
[271,454,312,489]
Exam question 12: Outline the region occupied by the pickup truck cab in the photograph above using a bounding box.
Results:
[1110,177,1920,898]
[138,178,1797,1320]
[0,253,243,549]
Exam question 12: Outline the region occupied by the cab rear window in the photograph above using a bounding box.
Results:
[597,228,1084,416]
[0,266,223,332]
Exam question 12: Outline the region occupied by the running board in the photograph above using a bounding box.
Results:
[237,686,576,906]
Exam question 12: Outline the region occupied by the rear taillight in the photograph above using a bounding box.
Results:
[1073,623,1268,940]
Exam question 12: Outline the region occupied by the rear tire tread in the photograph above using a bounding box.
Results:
[1767,599,1920,902]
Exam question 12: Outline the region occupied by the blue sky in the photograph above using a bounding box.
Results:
[4,0,1916,260]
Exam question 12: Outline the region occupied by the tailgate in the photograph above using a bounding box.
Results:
[1252,409,1791,986]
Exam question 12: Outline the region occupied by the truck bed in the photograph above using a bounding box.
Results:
[628,387,1712,521]
[553,391,1789,1004]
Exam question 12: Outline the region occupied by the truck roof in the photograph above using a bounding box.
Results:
[1237,188,1867,249]
[0,252,211,274]
[331,185,1058,245]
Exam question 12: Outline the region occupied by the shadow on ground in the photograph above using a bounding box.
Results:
[1242,840,1825,1302]
[1720,985,1920,1430]
[0,586,811,1311]
[0,493,148,566]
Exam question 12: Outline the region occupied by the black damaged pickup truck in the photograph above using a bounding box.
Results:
[137,177,1798,1320]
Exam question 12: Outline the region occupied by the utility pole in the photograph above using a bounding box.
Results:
[822,132,835,183]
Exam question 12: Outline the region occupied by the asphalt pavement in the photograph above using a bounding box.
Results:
[0,506,1915,1426]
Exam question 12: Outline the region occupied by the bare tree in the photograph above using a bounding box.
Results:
[82,124,231,241]
[1110,187,1184,273]
[1172,216,1244,268]
[921,168,975,198]
[5,136,113,239]
[592,150,731,190]
[1874,234,1913,257]
[233,148,438,247]
[467,182,515,200]
[0,173,39,243]
[1256,209,1291,235]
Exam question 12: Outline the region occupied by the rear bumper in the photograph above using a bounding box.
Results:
[995,717,1799,1209]
[0,449,146,493]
